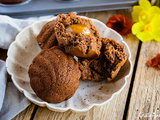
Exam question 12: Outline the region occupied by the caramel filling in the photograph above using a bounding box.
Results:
[66,24,91,35]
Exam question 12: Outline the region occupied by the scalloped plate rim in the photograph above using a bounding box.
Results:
[6,16,132,112]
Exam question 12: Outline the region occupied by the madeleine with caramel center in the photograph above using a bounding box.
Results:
[65,24,91,35]
[55,12,102,59]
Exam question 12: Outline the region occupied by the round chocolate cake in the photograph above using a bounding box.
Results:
[28,47,81,103]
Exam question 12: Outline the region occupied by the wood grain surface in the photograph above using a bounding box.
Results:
[127,41,160,120]
[12,104,35,120]
[11,9,140,120]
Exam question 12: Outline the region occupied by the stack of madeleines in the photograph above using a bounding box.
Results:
[28,12,127,103]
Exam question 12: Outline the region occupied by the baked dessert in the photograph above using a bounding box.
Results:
[37,20,58,49]
[79,38,127,82]
[28,47,81,103]
[54,12,102,59]
[0,0,24,4]
[101,37,127,67]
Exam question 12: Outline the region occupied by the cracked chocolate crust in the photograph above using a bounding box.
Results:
[79,55,121,82]
[101,38,127,67]
[29,47,81,103]
[78,38,127,82]
[54,12,102,59]
[37,20,58,49]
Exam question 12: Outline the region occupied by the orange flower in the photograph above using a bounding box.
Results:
[147,53,160,68]
[106,14,133,36]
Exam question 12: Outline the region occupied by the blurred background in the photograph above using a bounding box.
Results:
[0,0,139,17]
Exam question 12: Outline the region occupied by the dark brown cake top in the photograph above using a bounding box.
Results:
[37,20,58,49]
[28,47,81,103]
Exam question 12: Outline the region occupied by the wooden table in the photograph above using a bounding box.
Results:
[1,8,160,120]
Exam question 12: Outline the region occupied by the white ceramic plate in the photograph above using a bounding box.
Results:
[6,16,132,112]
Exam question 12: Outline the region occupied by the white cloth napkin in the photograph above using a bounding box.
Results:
[0,15,54,49]
[0,15,54,120]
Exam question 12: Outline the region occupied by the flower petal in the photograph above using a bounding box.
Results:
[139,0,151,10]
[150,15,160,27]
[149,6,160,14]
[151,29,160,41]
[147,53,160,68]
[106,14,132,36]
[150,15,160,41]
[117,14,125,22]
[147,57,158,67]
[108,16,119,23]
[132,22,144,35]
[119,18,133,36]
[156,53,160,62]
[106,22,113,28]
[132,6,144,22]
[137,32,153,42]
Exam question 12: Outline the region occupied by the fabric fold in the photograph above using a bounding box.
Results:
[0,82,31,120]
[0,60,7,110]
[0,15,54,49]
[0,14,55,120]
